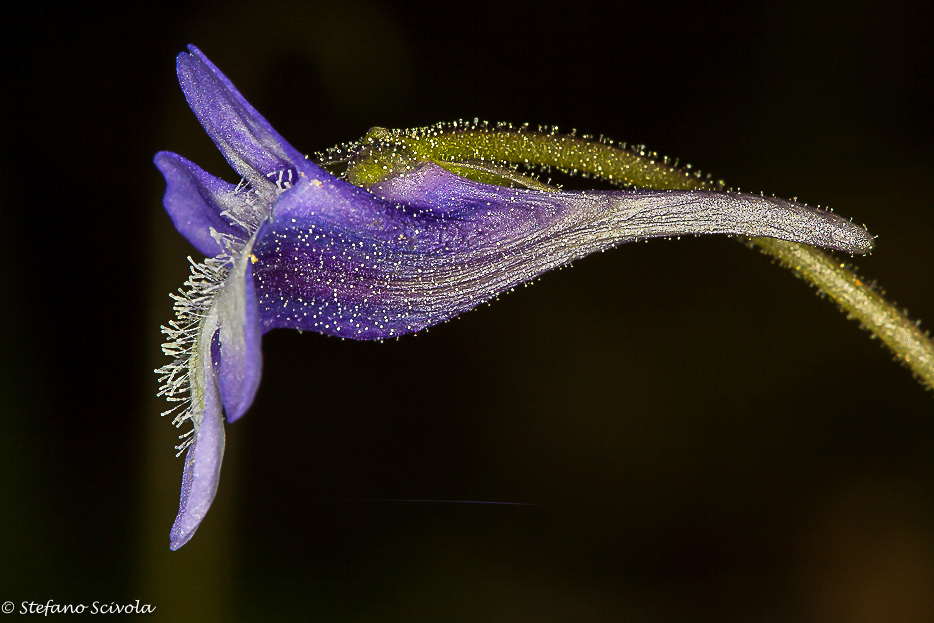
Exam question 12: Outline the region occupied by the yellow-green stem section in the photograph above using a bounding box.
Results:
[359,126,720,191]
[750,237,934,389]
[394,126,934,392]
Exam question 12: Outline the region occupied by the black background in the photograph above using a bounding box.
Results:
[4,1,934,620]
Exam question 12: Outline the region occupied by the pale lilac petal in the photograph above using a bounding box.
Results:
[216,258,263,423]
[154,151,243,256]
[169,338,226,551]
[369,163,875,254]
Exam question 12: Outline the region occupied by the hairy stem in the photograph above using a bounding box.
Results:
[749,237,934,389]
[393,124,934,392]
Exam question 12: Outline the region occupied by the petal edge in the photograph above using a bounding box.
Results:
[155,151,243,256]
[169,323,226,550]
[217,253,263,423]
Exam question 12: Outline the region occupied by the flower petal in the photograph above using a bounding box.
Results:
[251,162,874,340]
[154,151,246,256]
[169,315,226,551]
[216,245,263,423]
[176,46,325,195]
[369,163,875,254]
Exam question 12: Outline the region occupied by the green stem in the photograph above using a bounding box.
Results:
[346,124,719,190]
[749,237,934,389]
[384,124,934,392]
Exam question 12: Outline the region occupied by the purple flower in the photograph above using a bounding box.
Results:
[155,45,873,550]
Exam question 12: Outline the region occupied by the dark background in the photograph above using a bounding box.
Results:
[3,1,934,620]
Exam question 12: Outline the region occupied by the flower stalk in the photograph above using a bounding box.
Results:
[750,236,934,390]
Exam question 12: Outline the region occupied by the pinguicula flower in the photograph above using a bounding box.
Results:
[155,45,873,550]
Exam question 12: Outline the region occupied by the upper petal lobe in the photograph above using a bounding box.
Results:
[154,151,245,256]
